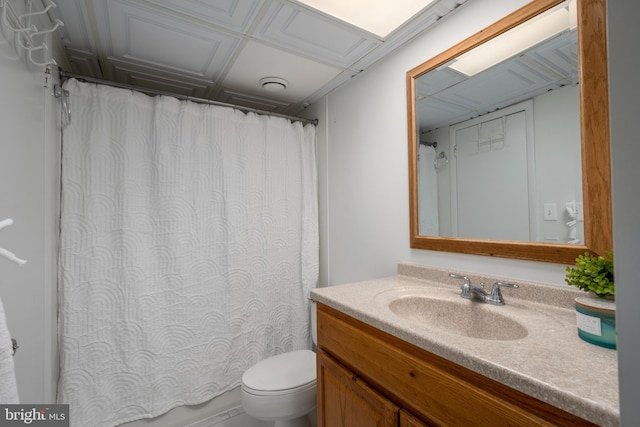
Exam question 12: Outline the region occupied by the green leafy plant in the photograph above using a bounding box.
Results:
[565,251,614,298]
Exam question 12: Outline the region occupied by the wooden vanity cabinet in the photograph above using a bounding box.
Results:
[400,410,430,427]
[317,349,399,426]
[316,303,597,427]
[317,349,428,426]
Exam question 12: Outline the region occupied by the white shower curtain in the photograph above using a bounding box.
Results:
[57,79,318,427]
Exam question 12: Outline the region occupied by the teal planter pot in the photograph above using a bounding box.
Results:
[575,297,616,349]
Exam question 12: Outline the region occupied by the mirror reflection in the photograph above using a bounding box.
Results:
[415,1,581,244]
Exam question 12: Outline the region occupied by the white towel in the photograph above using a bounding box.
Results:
[418,145,440,235]
[0,295,19,403]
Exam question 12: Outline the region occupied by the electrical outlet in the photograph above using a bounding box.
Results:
[543,203,557,221]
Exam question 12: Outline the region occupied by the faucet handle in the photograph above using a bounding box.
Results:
[449,273,472,298]
[449,273,471,287]
[488,281,519,304]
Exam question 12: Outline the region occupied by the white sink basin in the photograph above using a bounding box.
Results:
[387,295,528,341]
[373,286,530,341]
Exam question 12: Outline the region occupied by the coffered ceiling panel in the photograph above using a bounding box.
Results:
[222,40,341,102]
[104,59,214,98]
[416,31,579,131]
[217,88,293,112]
[143,0,263,33]
[416,97,471,130]
[63,52,103,78]
[416,68,465,97]
[92,0,240,80]
[49,0,469,116]
[254,2,379,68]
[435,65,545,111]
[53,0,96,55]
[525,31,578,82]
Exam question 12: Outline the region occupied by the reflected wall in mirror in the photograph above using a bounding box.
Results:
[407,0,611,264]
[416,2,581,242]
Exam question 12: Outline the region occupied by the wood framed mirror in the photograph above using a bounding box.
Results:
[407,0,611,264]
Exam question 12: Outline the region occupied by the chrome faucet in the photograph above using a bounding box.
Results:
[449,273,518,305]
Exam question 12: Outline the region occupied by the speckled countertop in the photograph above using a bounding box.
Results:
[311,262,619,427]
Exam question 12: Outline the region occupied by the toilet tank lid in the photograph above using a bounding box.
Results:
[242,349,316,391]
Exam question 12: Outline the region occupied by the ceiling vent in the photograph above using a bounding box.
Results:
[260,77,288,92]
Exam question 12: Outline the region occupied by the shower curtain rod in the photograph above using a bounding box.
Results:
[58,69,318,126]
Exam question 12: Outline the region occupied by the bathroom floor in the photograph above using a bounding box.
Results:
[213,412,270,427]
[209,411,317,427]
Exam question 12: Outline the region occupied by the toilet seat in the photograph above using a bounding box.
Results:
[241,349,316,394]
[242,378,316,397]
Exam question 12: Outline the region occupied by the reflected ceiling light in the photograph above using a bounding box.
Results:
[260,77,288,92]
[298,0,436,38]
[449,2,574,77]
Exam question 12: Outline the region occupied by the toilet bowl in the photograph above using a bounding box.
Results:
[241,301,317,427]
[242,350,316,426]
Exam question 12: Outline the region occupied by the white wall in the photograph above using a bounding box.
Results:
[0,29,59,402]
[308,0,569,287]
[607,1,640,425]
[533,85,583,243]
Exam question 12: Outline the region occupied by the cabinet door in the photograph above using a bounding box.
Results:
[317,349,398,427]
[400,410,431,427]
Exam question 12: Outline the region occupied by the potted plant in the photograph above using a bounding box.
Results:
[565,251,616,349]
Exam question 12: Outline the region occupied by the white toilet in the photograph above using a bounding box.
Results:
[241,302,317,427]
